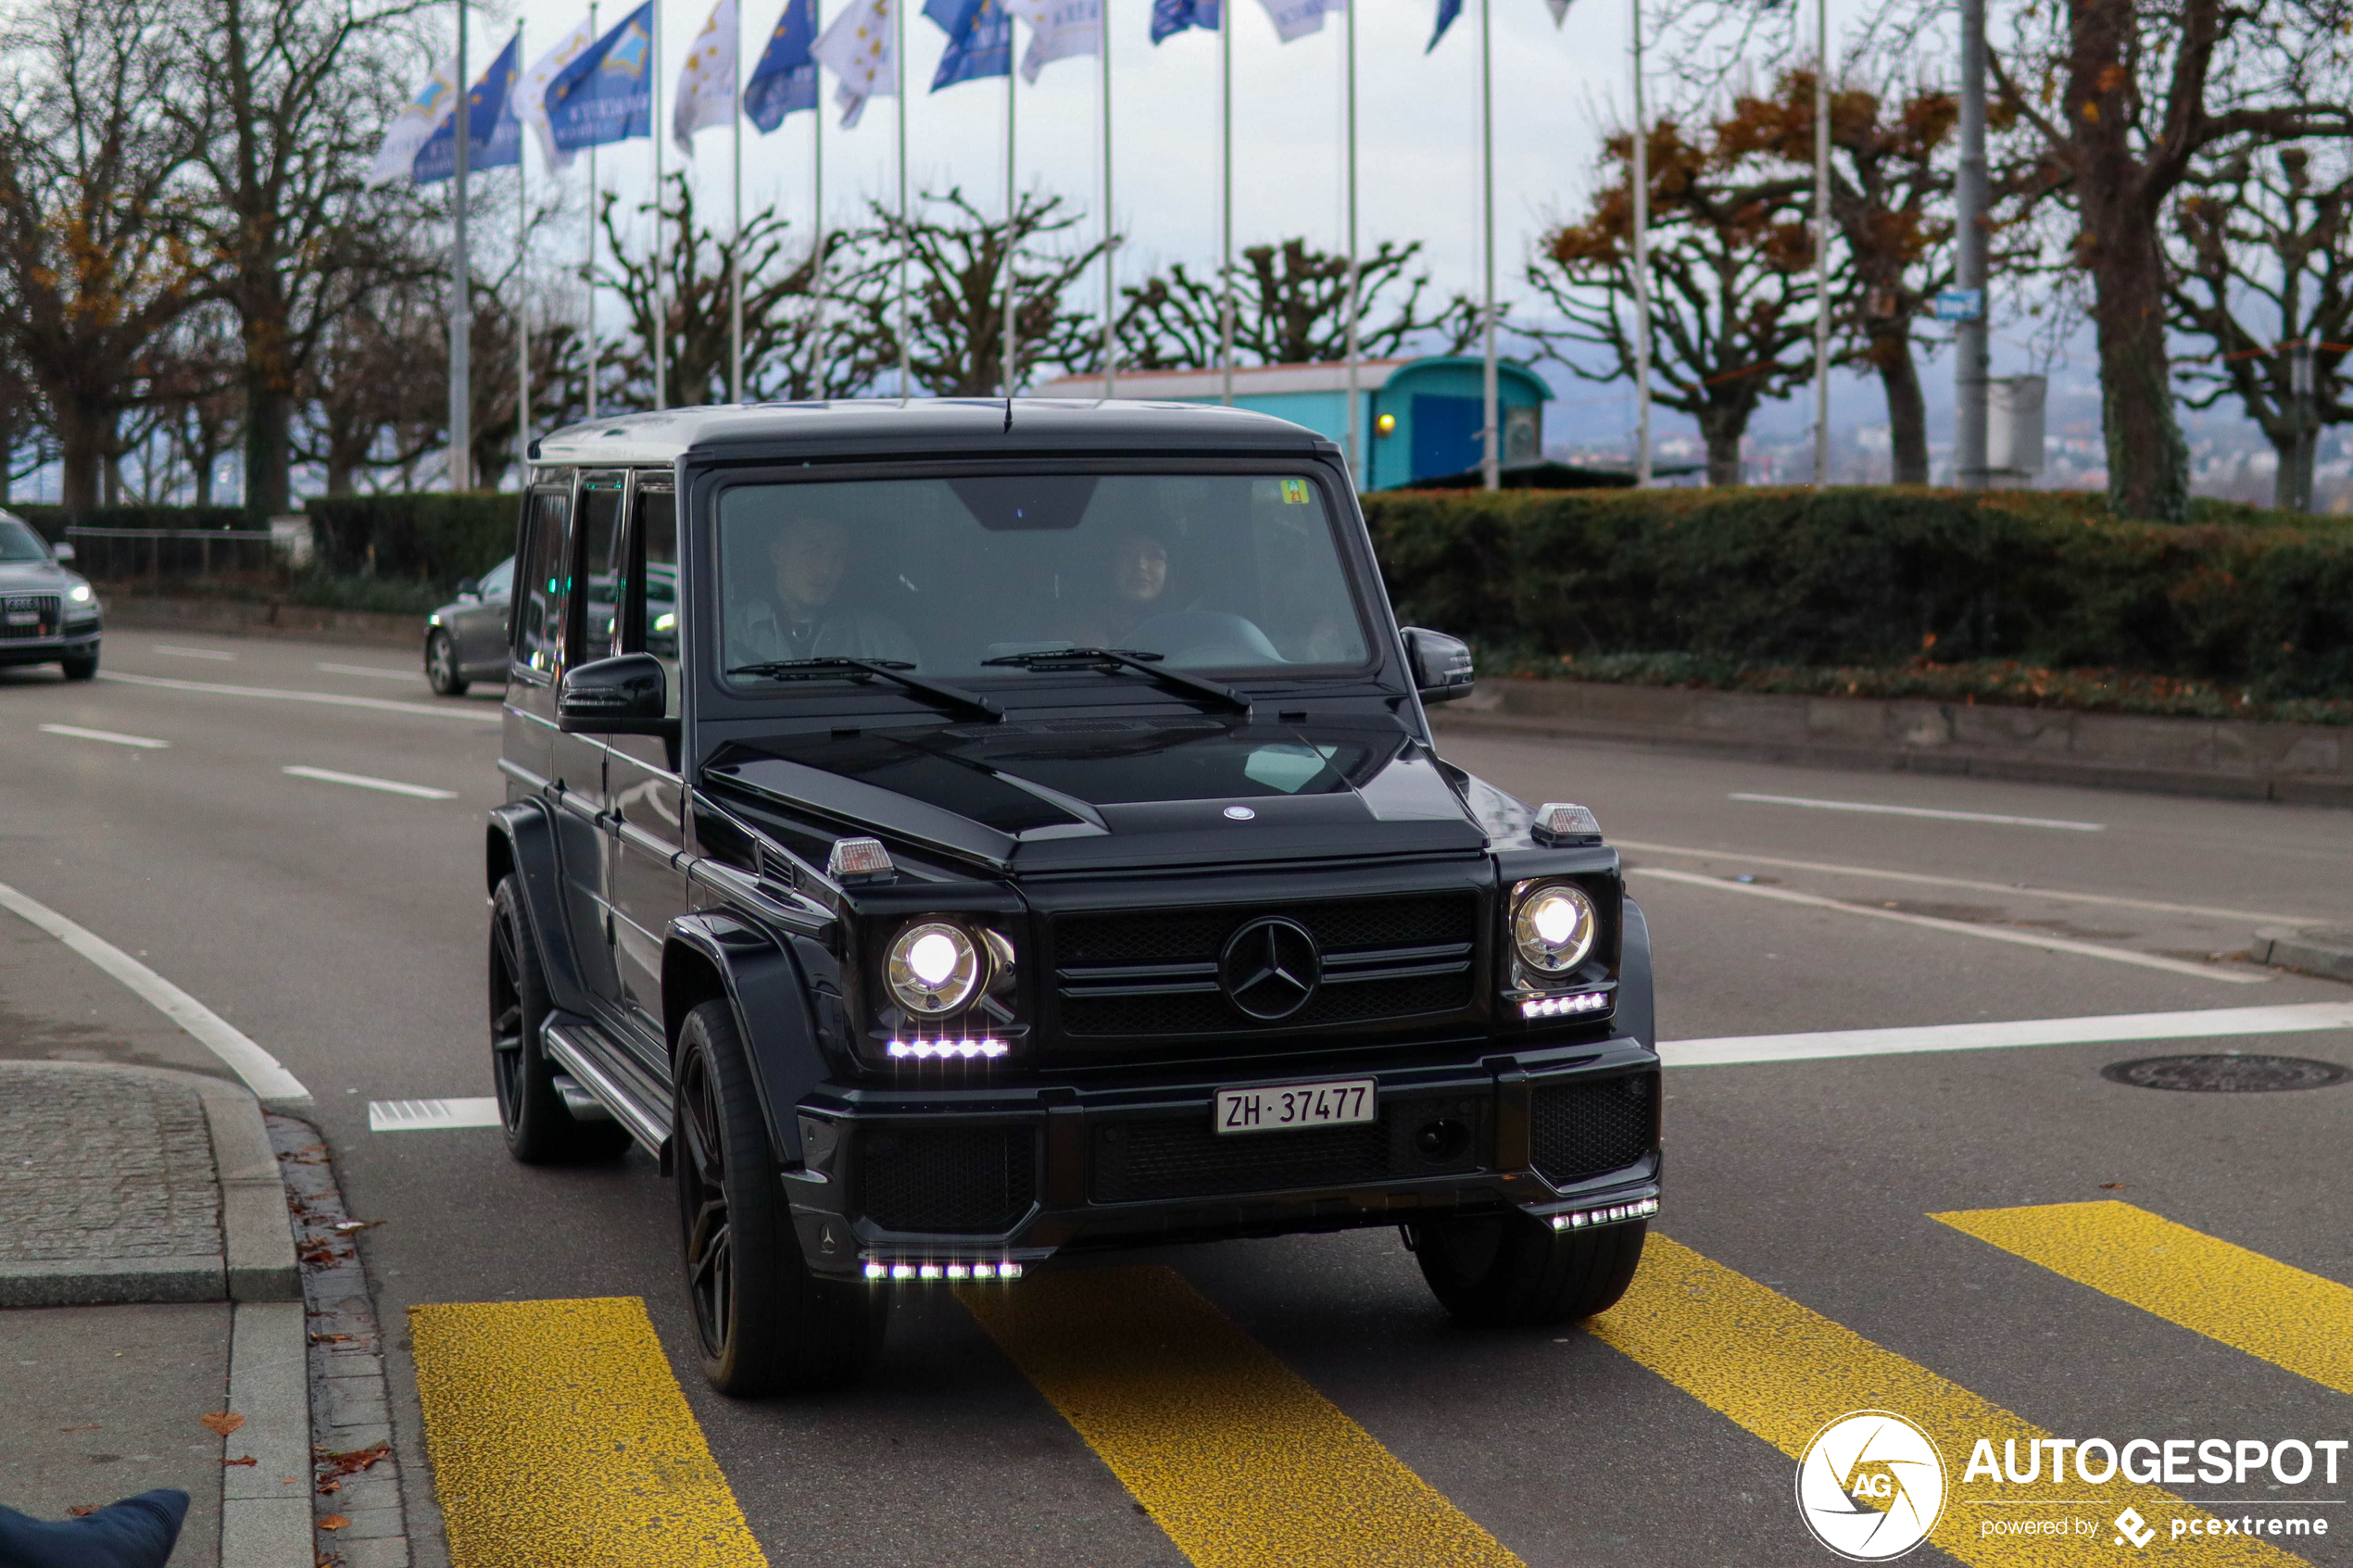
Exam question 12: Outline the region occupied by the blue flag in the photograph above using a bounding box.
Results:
[1427,0,1460,48]
[415,31,522,182]
[1149,0,1218,44]
[547,1,656,153]
[745,0,819,130]
[925,0,1012,87]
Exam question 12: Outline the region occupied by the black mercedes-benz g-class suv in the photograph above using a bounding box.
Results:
[486,400,1658,1394]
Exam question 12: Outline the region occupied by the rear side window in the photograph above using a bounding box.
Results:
[577,478,627,661]
[514,489,572,676]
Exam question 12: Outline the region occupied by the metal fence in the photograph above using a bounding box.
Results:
[65,526,283,583]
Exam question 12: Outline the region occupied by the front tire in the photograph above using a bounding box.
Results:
[59,650,97,681]
[488,877,629,1163]
[673,999,886,1396]
[1410,1212,1646,1327]
[425,630,468,696]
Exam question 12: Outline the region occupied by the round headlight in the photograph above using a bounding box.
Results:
[886,921,983,1015]
[67,583,93,604]
[1514,884,1597,975]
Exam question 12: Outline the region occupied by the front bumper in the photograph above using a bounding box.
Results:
[783,1037,1662,1280]
[0,623,100,668]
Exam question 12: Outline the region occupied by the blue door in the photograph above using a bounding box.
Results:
[1411,395,1482,482]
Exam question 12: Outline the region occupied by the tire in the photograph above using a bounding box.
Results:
[673,999,887,1396]
[425,630,469,696]
[488,877,630,1163]
[59,651,96,681]
[1410,1212,1647,1328]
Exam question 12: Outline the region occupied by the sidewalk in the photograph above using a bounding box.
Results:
[0,1061,307,1568]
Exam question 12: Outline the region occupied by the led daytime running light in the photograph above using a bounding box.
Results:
[862,1259,1026,1282]
[885,1037,1010,1060]
[1520,991,1611,1020]
[1549,1197,1658,1232]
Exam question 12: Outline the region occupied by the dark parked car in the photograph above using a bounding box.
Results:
[423,556,515,695]
[0,511,101,679]
[485,402,1659,1394]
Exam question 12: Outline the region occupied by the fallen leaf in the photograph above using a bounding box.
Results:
[2100,1181,2126,1189]
[329,1220,380,1234]
[312,1441,392,1480]
[200,1411,246,1436]
[317,1478,341,1495]
[308,1333,355,1346]
[224,1456,258,1468]
[68,1506,99,1519]
[57,1424,100,1433]
[319,1514,351,1531]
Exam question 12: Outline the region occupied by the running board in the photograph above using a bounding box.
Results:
[541,1018,669,1157]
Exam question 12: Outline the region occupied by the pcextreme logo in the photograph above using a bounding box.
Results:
[1795,1411,1949,1562]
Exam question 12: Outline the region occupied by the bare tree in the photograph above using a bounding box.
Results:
[1114,238,1483,370]
[1530,117,1818,484]
[0,0,203,511]
[299,278,447,495]
[148,306,245,505]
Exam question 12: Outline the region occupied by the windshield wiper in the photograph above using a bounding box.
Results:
[728,657,1003,723]
[981,646,1252,716]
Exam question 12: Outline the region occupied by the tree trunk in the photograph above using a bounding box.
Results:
[55,404,107,512]
[2088,228,2190,521]
[243,370,292,515]
[1870,324,1930,484]
[1697,406,1748,485]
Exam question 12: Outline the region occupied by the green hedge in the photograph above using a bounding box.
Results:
[11,504,254,542]
[304,492,521,584]
[1362,487,2353,700]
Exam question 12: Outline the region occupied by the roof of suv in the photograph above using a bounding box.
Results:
[529,398,1341,470]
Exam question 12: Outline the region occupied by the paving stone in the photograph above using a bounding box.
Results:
[0,1063,220,1266]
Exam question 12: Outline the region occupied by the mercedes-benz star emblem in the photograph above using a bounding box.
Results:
[1218,917,1323,1021]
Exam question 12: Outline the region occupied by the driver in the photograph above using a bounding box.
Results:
[1060,531,1171,650]
[730,514,918,666]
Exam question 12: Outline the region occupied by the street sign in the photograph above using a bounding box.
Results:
[1933,288,1985,321]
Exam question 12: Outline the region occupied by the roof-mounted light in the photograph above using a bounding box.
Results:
[1532,801,1603,846]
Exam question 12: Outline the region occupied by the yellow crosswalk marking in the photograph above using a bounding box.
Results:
[959,1264,1525,1568]
[1934,1200,2353,1398]
[1592,1235,2309,1566]
[409,1297,767,1568]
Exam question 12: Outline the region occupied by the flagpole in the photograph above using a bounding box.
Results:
[1478,0,1496,490]
[1218,0,1232,407]
[732,1,746,403]
[1811,0,1829,486]
[812,0,826,396]
[519,23,532,464]
[897,0,912,399]
[1100,0,1114,396]
[1343,0,1358,487]
[1630,0,1649,484]
[451,0,472,491]
[1003,52,1017,396]
[587,2,600,421]
[653,0,668,409]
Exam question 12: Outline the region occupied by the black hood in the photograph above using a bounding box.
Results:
[702,715,1492,874]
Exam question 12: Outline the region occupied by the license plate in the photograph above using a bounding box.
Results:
[1215,1077,1376,1135]
[5,611,36,626]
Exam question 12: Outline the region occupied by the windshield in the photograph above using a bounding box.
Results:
[716,472,1370,686]
[0,516,49,562]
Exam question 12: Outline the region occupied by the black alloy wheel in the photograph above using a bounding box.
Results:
[59,651,96,682]
[488,876,629,1163]
[1409,1210,1647,1327]
[425,629,468,696]
[673,999,887,1396]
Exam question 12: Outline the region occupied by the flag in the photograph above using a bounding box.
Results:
[1148,0,1218,44]
[1256,0,1338,44]
[547,1,656,153]
[812,0,896,127]
[745,0,819,130]
[518,16,598,167]
[368,56,459,185]
[415,31,523,183]
[673,0,739,152]
[925,0,1011,89]
[1427,0,1458,47]
[1001,0,1097,82]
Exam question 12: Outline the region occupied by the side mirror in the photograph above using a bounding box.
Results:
[50,541,75,564]
[454,578,480,603]
[1401,627,1475,703]
[559,653,673,734]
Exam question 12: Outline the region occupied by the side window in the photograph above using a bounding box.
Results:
[577,478,627,663]
[622,485,680,715]
[513,489,572,676]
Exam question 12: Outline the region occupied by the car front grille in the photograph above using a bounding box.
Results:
[0,595,59,640]
[1054,893,1478,1042]
[858,1125,1038,1234]
[1529,1074,1656,1189]
[1089,1092,1487,1204]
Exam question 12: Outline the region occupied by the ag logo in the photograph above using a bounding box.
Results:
[1794,1410,1947,1562]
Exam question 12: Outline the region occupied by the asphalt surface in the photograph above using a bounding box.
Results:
[4,629,2351,1568]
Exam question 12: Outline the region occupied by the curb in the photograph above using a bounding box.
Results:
[222,1298,315,1568]
[2252,926,2353,984]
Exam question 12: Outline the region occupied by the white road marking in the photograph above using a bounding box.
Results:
[150,645,235,661]
[0,879,310,1109]
[38,722,169,749]
[282,765,456,800]
[316,661,421,682]
[1612,839,2321,927]
[1629,865,2270,984]
[1662,1001,2353,1067]
[99,670,494,721]
[1728,792,2106,832]
[369,1098,500,1132]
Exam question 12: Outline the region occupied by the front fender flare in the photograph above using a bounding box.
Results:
[486,801,593,1016]
[1614,896,1656,1051]
[666,914,826,1166]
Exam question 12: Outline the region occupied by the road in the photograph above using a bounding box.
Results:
[5,628,2351,1568]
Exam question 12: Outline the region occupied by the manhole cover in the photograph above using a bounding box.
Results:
[2100,1055,2349,1093]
